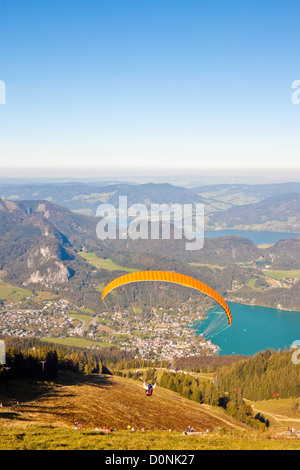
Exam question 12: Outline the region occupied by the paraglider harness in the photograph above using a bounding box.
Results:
[144,383,156,396]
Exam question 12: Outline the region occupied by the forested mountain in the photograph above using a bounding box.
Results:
[1,181,300,228]
[208,193,300,231]
[0,199,110,310]
[194,182,300,203]
[1,197,300,311]
[0,199,98,284]
[264,238,300,269]
[217,349,300,401]
[0,182,206,216]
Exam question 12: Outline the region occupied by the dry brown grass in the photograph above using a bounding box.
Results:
[2,373,300,449]
[0,372,245,432]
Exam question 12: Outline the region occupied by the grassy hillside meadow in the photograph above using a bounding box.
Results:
[0,371,300,450]
[79,252,138,272]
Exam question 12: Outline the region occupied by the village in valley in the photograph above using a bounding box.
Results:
[0,292,219,361]
[105,306,219,361]
[0,297,78,339]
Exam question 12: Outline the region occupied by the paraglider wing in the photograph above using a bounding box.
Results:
[101,271,232,325]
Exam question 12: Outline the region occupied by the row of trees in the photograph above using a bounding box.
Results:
[124,350,299,429]
[116,365,269,429]
[217,348,300,401]
[112,358,169,371]
[157,370,269,429]
[1,346,59,381]
[0,336,115,381]
[171,354,248,373]
[154,348,300,428]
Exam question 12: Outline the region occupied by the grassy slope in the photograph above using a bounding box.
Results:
[263,269,300,280]
[1,427,300,450]
[0,372,242,432]
[246,398,300,429]
[79,252,138,272]
[0,282,31,304]
[0,280,59,305]
[1,371,300,449]
[42,337,113,348]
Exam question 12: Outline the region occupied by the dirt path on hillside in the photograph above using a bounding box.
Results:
[249,403,300,424]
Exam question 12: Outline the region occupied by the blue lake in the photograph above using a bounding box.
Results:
[205,230,300,246]
[196,302,300,356]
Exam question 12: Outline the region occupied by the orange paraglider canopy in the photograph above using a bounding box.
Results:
[101,271,232,326]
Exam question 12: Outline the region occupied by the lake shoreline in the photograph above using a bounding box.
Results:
[204,229,300,246]
[225,300,298,313]
[196,301,300,356]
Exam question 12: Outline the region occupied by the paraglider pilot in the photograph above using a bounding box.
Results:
[143,383,156,396]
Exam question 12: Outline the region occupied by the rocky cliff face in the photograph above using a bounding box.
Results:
[25,242,75,288]
[26,261,72,288]
[0,199,85,289]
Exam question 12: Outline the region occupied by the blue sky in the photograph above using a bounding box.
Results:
[0,0,300,178]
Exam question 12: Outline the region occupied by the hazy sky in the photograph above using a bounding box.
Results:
[0,0,300,178]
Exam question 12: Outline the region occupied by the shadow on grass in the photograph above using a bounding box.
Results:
[54,370,115,388]
[0,371,114,406]
[0,411,20,419]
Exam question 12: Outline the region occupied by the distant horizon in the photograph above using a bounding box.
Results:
[0,165,300,187]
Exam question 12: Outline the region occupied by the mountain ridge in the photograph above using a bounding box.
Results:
[1,198,300,312]
[207,193,300,232]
